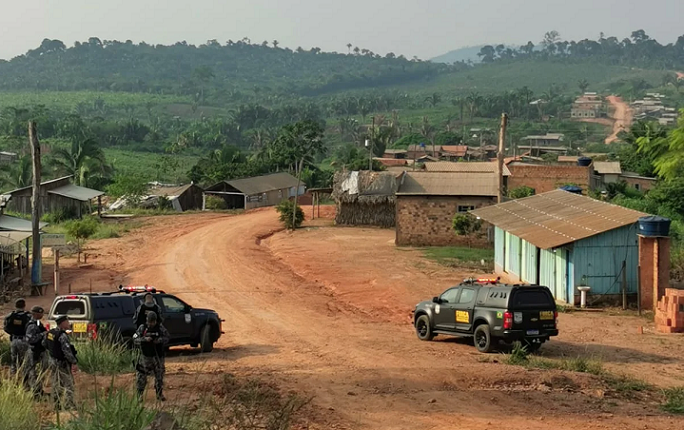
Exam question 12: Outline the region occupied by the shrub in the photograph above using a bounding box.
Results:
[0,376,40,430]
[0,336,10,365]
[205,195,228,210]
[560,357,603,375]
[276,200,304,229]
[42,207,78,224]
[662,387,684,414]
[508,186,535,199]
[505,342,530,366]
[452,214,481,247]
[76,334,135,375]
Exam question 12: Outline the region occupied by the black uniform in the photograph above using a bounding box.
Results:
[133,302,164,328]
[3,309,31,375]
[45,328,78,409]
[134,323,170,400]
[25,318,48,395]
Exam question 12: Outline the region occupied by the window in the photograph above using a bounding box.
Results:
[511,290,554,308]
[634,183,641,191]
[440,288,460,304]
[458,205,475,213]
[458,288,476,304]
[278,189,283,198]
[54,300,86,316]
[162,296,187,313]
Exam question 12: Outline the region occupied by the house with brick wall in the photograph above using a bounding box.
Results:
[506,162,593,194]
[395,171,498,247]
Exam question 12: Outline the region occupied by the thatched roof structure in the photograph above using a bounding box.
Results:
[332,170,401,227]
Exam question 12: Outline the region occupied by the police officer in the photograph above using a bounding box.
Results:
[25,306,48,397]
[3,298,31,377]
[44,315,78,409]
[132,293,164,328]
[134,311,169,401]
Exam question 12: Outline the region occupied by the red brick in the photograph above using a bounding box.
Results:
[507,164,591,194]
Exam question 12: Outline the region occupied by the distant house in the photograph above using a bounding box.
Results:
[0,151,18,165]
[522,133,565,147]
[3,176,104,218]
[422,161,510,188]
[620,172,657,192]
[147,183,204,212]
[472,190,647,304]
[592,162,622,187]
[571,93,603,119]
[332,170,399,227]
[506,162,593,194]
[374,158,410,168]
[407,144,438,160]
[382,149,407,159]
[395,171,498,246]
[439,145,468,161]
[205,172,304,210]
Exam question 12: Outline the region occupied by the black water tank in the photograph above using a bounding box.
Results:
[560,185,582,194]
[577,157,592,167]
[638,216,671,237]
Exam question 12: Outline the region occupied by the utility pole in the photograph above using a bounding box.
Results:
[29,121,42,286]
[497,113,508,204]
[292,158,304,231]
[368,116,375,171]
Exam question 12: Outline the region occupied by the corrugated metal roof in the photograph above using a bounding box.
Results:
[5,175,73,195]
[471,189,647,249]
[226,172,300,195]
[397,172,498,196]
[374,158,408,167]
[0,215,47,232]
[557,156,578,163]
[149,184,193,197]
[407,144,436,152]
[440,145,468,157]
[593,162,622,175]
[424,161,511,176]
[48,184,104,201]
[383,149,407,154]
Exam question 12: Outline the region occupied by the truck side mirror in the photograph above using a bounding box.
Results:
[432,297,440,304]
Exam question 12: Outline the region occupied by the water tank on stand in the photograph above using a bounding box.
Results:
[638,216,671,237]
[577,157,592,167]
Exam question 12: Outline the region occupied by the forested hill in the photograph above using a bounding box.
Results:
[0,38,462,99]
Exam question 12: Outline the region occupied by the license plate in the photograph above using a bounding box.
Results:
[526,330,540,335]
[540,311,554,320]
[72,322,87,333]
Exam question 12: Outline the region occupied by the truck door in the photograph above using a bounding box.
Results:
[433,288,460,331]
[160,295,193,342]
[452,287,477,333]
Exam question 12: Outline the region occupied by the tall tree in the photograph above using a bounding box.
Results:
[49,137,111,188]
[578,78,590,94]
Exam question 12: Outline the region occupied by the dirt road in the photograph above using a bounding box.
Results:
[677,72,684,80]
[605,96,632,144]
[85,210,681,430]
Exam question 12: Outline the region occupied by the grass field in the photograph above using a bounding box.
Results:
[103,148,199,183]
[0,90,190,111]
[422,246,494,268]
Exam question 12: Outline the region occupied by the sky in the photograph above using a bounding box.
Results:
[1,0,683,61]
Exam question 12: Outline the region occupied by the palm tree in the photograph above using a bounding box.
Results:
[465,92,482,122]
[347,43,352,54]
[272,40,279,49]
[424,93,441,108]
[49,137,111,187]
[420,116,437,157]
[0,155,32,190]
[578,78,590,94]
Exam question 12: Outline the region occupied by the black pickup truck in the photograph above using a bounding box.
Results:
[413,278,558,353]
[46,286,224,352]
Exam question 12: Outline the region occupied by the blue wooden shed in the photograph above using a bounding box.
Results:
[472,190,647,304]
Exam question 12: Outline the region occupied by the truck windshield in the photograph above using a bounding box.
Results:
[53,300,86,316]
[510,290,554,309]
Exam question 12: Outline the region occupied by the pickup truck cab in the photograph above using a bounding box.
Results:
[413,278,558,353]
[46,286,223,352]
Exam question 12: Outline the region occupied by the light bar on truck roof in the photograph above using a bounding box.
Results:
[118,285,157,293]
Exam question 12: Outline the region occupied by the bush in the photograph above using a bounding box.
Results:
[0,376,40,430]
[76,334,135,375]
[662,387,684,414]
[506,342,530,366]
[42,207,78,224]
[508,186,535,199]
[205,195,228,210]
[58,385,155,430]
[276,200,304,229]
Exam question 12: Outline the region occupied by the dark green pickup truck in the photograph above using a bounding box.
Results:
[413,279,559,353]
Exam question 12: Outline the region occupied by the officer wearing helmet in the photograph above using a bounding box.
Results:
[133,292,164,328]
[25,305,48,397]
[133,311,169,401]
[44,315,78,409]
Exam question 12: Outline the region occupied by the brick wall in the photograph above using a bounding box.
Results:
[396,195,495,246]
[639,236,670,311]
[621,175,657,192]
[507,164,592,194]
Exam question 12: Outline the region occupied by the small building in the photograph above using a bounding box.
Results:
[205,172,304,210]
[522,133,565,147]
[506,162,593,194]
[472,190,647,304]
[147,183,204,212]
[332,170,399,228]
[620,172,657,192]
[374,158,410,168]
[382,149,407,159]
[571,93,604,119]
[592,162,622,187]
[0,151,18,165]
[3,176,104,218]
[407,144,439,160]
[395,171,498,246]
[439,145,468,161]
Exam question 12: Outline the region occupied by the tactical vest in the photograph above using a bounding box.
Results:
[136,304,162,327]
[45,329,66,361]
[140,326,164,357]
[27,320,47,354]
[4,310,30,337]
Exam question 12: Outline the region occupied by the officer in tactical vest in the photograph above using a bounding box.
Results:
[44,315,78,409]
[25,306,48,397]
[134,311,169,401]
[133,293,164,328]
[3,298,31,376]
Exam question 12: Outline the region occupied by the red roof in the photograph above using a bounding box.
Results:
[440,145,468,157]
[374,158,408,167]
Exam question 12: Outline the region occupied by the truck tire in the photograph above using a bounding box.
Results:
[474,324,494,353]
[200,325,214,353]
[415,315,434,341]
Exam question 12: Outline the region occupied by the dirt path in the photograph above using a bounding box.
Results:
[677,72,684,80]
[605,96,633,144]
[72,210,679,430]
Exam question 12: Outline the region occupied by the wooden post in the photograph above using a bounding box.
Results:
[97,195,102,217]
[29,121,42,286]
[54,249,60,295]
[292,159,303,230]
[311,193,315,220]
[497,113,508,204]
[202,193,207,211]
[637,265,642,316]
[622,260,627,310]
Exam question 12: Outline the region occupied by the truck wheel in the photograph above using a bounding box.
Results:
[415,315,434,341]
[474,324,494,353]
[200,325,214,353]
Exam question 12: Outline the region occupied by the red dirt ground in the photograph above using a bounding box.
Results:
[5,209,684,429]
[605,96,633,144]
